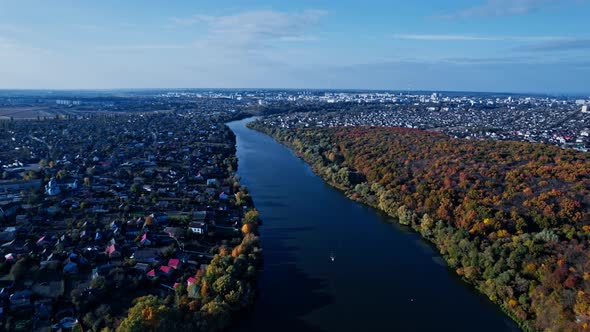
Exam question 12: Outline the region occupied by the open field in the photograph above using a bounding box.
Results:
[0,107,56,119]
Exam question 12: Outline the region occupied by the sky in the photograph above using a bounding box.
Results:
[0,0,589,93]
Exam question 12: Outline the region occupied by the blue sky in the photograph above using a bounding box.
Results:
[0,0,589,93]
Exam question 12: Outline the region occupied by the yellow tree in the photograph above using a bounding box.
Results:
[117,295,169,332]
[241,223,255,235]
[144,215,154,226]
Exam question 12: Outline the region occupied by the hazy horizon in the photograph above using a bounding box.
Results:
[0,87,587,97]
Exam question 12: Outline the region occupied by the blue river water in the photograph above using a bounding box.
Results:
[227,118,519,332]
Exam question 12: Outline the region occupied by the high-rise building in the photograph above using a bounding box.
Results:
[583,105,589,113]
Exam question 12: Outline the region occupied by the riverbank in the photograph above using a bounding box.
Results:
[246,120,590,332]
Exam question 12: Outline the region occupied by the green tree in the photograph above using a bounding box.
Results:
[242,210,259,225]
[397,205,414,226]
[201,300,231,332]
[420,214,434,237]
[212,275,235,295]
[9,258,28,280]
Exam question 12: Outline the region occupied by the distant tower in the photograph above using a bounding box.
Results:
[583,105,589,113]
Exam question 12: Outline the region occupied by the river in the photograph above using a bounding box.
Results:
[227,118,519,332]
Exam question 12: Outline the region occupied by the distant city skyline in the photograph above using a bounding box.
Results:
[0,0,589,93]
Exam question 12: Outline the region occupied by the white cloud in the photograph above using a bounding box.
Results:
[278,35,320,42]
[70,23,104,32]
[518,38,590,52]
[169,15,206,27]
[391,33,574,42]
[92,9,327,74]
[0,36,49,55]
[97,44,189,51]
[171,9,327,47]
[392,34,499,41]
[86,9,328,87]
[436,0,583,19]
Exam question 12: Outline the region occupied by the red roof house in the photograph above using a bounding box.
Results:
[168,258,180,269]
[105,244,121,258]
[159,265,173,276]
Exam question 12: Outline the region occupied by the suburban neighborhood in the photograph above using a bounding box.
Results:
[0,107,260,331]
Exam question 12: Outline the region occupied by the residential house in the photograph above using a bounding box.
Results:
[164,227,184,239]
[159,265,174,278]
[188,221,207,235]
[132,248,160,264]
[140,233,151,246]
[45,177,61,196]
[63,262,78,275]
[10,290,32,309]
[105,244,121,259]
[168,258,181,270]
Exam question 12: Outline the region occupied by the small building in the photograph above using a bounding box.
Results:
[0,179,42,193]
[36,236,49,246]
[65,180,78,190]
[159,265,173,277]
[134,263,151,274]
[10,290,32,308]
[188,221,207,235]
[63,262,78,275]
[140,233,151,246]
[0,203,19,220]
[45,177,61,196]
[18,209,33,220]
[126,225,140,237]
[168,258,181,270]
[193,211,207,221]
[187,277,199,298]
[187,277,197,286]
[93,264,116,278]
[105,244,121,259]
[164,227,184,239]
[132,248,160,264]
[0,229,16,243]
